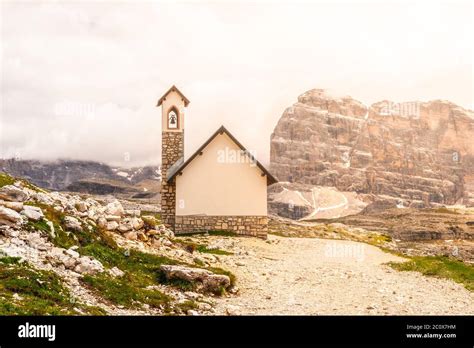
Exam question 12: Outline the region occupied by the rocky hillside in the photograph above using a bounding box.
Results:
[0,159,160,199]
[270,89,474,217]
[0,172,235,315]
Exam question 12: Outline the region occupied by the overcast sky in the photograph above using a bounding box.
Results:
[1,0,472,167]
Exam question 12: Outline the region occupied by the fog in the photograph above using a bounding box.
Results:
[1,0,472,167]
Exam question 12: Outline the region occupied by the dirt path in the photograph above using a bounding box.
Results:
[208,235,473,315]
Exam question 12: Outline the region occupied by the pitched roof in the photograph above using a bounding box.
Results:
[156,85,190,107]
[166,125,278,186]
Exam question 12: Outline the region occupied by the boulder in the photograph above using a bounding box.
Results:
[0,185,29,202]
[118,220,133,233]
[105,215,121,222]
[97,217,107,229]
[21,205,44,221]
[108,266,125,278]
[106,221,119,231]
[75,201,88,212]
[74,257,104,274]
[0,201,24,212]
[125,209,141,217]
[123,231,137,240]
[33,192,54,206]
[0,206,23,225]
[64,216,83,232]
[160,265,231,293]
[131,217,144,230]
[105,200,124,217]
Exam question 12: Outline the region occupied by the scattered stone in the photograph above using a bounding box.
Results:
[108,266,125,278]
[131,217,144,230]
[64,216,83,232]
[21,205,44,221]
[0,206,23,225]
[105,215,121,222]
[105,200,124,217]
[0,185,28,202]
[123,231,138,240]
[160,265,231,293]
[75,201,88,212]
[97,217,107,229]
[0,201,24,212]
[106,221,119,231]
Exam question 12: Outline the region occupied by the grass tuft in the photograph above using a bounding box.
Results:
[388,256,474,291]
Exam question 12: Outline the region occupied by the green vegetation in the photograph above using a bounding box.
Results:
[0,172,15,187]
[208,230,238,237]
[388,256,474,291]
[0,257,105,315]
[81,274,170,310]
[0,171,45,192]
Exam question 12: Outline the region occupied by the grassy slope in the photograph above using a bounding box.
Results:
[388,256,474,291]
[0,172,235,314]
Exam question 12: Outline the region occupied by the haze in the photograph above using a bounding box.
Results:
[1,0,472,167]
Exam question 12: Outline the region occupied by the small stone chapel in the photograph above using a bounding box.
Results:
[157,85,277,238]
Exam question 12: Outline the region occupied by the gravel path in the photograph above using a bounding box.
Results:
[210,235,474,315]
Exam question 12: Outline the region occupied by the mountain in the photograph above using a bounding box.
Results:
[0,159,161,199]
[270,89,474,219]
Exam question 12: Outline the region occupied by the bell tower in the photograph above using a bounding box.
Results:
[157,85,190,229]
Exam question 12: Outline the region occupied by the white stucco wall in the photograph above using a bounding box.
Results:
[175,132,268,216]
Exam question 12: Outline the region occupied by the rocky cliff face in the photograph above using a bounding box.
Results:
[270,89,474,213]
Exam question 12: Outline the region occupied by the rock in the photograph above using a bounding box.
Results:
[137,231,148,241]
[118,220,133,233]
[105,200,124,217]
[270,89,474,217]
[197,302,212,311]
[225,304,241,315]
[33,192,54,205]
[74,257,104,274]
[0,185,28,202]
[125,209,140,217]
[106,221,119,231]
[187,310,199,316]
[63,256,78,269]
[202,274,231,292]
[21,205,44,221]
[0,206,23,225]
[64,216,83,232]
[97,217,107,229]
[65,248,80,258]
[105,215,121,222]
[160,265,231,293]
[108,266,125,277]
[75,201,88,212]
[0,201,24,212]
[131,217,144,230]
[146,229,158,236]
[123,231,138,240]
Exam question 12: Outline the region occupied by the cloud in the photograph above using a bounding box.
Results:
[1,0,472,166]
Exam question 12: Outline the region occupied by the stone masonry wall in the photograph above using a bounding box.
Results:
[175,215,268,239]
[161,131,184,229]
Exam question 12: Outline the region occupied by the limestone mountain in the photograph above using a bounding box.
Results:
[270,89,474,218]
